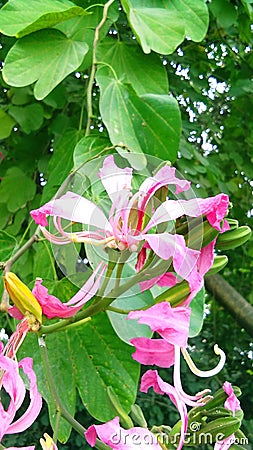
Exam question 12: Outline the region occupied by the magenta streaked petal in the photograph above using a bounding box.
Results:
[130,337,175,367]
[127,302,190,348]
[6,357,42,434]
[138,165,191,210]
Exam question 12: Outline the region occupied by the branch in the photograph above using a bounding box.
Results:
[205,273,253,337]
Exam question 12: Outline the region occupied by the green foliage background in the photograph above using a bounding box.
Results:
[0,0,252,447]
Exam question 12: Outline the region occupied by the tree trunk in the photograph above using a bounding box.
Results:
[205,274,253,337]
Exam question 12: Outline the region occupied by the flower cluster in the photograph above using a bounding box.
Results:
[2,156,244,450]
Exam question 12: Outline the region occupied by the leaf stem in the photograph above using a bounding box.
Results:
[85,0,116,136]
[39,335,86,436]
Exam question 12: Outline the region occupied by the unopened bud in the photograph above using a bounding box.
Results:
[154,280,190,306]
[4,272,42,324]
[216,225,251,250]
[205,255,228,277]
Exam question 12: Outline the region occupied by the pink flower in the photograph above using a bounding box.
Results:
[9,263,106,320]
[85,416,161,450]
[0,343,42,445]
[30,156,229,291]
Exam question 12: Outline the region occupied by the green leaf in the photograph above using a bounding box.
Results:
[108,290,153,344]
[42,129,82,203]
[3,29,89,99]
[0,109,15,139]
[121,0,209,54]
[55,4,119,71]
[0,167,36,213]
[19,313,139,440]
[189,287,205,338]
[8,103,44,134]
[69,313,139,421]
[0,0,86,37]
[73,134,112,169]
[19,331,76,442]
[96,67,181,167]
[0,230,17,261]
[209,0,237,28]
[96,40,168,95]
[33,241,57,280]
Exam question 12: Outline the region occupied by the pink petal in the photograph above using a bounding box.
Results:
[143,233,200,281]
[0,355,25,440]
[140,370,188,450]
[8,305,24,320]
[85,416,161,450]
[130,338,175,367]
[98,155,133,200]
[197,239,216,276]
[144,194,229,233]
[30,200,54,227]
[223,382,241,414]
[138,165,191,211]
[32,264,105,319]
[30,191,108,230]
[140,272,178,292]
[65,263,106,306]
[6,357,42,434]
[127,302,190,348]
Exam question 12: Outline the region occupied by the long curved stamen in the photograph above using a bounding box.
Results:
[181,344,226,378]
[173,346,209,407]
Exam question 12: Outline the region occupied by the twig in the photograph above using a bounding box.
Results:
[85,0,116,136]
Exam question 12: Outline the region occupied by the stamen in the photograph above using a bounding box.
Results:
[181,344,226,378]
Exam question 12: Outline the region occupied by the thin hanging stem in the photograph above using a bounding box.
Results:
[85,0,116,135]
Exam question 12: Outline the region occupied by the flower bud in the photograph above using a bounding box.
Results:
[154,280,190,306]
[216,225,251,250]
[4,272,42,324]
